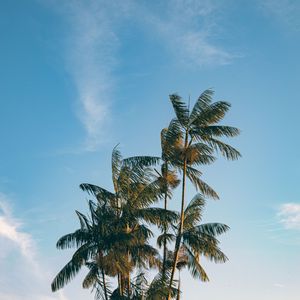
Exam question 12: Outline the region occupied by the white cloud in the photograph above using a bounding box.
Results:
[0,194,36,262]
[278,203,300,229]
[0,193,69,300]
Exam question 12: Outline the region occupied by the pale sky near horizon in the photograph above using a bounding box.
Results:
[0,1,300,299]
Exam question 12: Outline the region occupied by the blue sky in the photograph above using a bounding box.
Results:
[0,0,300,299]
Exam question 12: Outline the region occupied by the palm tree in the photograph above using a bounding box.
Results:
[167,89,240,299]
[156,128,181,280]
[52,147,177,298]
[158,121,218,281]
[51,200,119,299]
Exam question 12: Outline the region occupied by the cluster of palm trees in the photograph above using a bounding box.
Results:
[51,89,240,299]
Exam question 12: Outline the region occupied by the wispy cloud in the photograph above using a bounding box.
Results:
[260,0,300,31]
[49,0,234,151]
[52,1,132,151]
[141,0,234,66]
[278,203,300,230]
[0,193,69,300]
[0,194,36,263]
[64,1,117,151]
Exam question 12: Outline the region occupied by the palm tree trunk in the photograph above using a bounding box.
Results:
[176,271,181,300]
[118,273,122,295]
[127,272,131,299]
[101,268,109,300]
[162,190,168,279]
[121,274,125,296]
[168,130,188,300]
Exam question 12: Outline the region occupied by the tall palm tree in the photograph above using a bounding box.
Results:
[158,120,218,281]
[156,128,181,280]
[167,89,240,299]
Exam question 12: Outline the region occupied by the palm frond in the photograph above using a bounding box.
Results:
[75,210,91,230]
[191,101,231,127]
[185,172,219,199]
[112,144,122,191]
[181,244,209,282]
[79,183,115,204]
[56,229,90,249]
[157,233,176,248]
[198,125,240,138]
[183,194,205,228]
[123,156,161,168]
[51,257,84,291]
[196,223,230,236]
[169,94,189,127]
[146,271,177,300]
[82,262,99,289]
[137,208,178,228]
[203,137,241,160]
[189,89,214,124]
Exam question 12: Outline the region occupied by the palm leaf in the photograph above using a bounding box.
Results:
[169,94,189,127]
[191,101,231,127]
[181,244,209,282]
[189,89,214,124]
[112,144,122,191]
[51,256,84,291]
[56,229,90,249]
[196,223,230,236]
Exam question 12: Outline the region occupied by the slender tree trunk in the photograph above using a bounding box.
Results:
[176,271,181,300]
[127,271,131,299]
[162,190,168,279]
[118,273,122,295]
[168,130,188,300]
[121,275,125,296]
[126,223,131,299]
[101,268,109,300]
